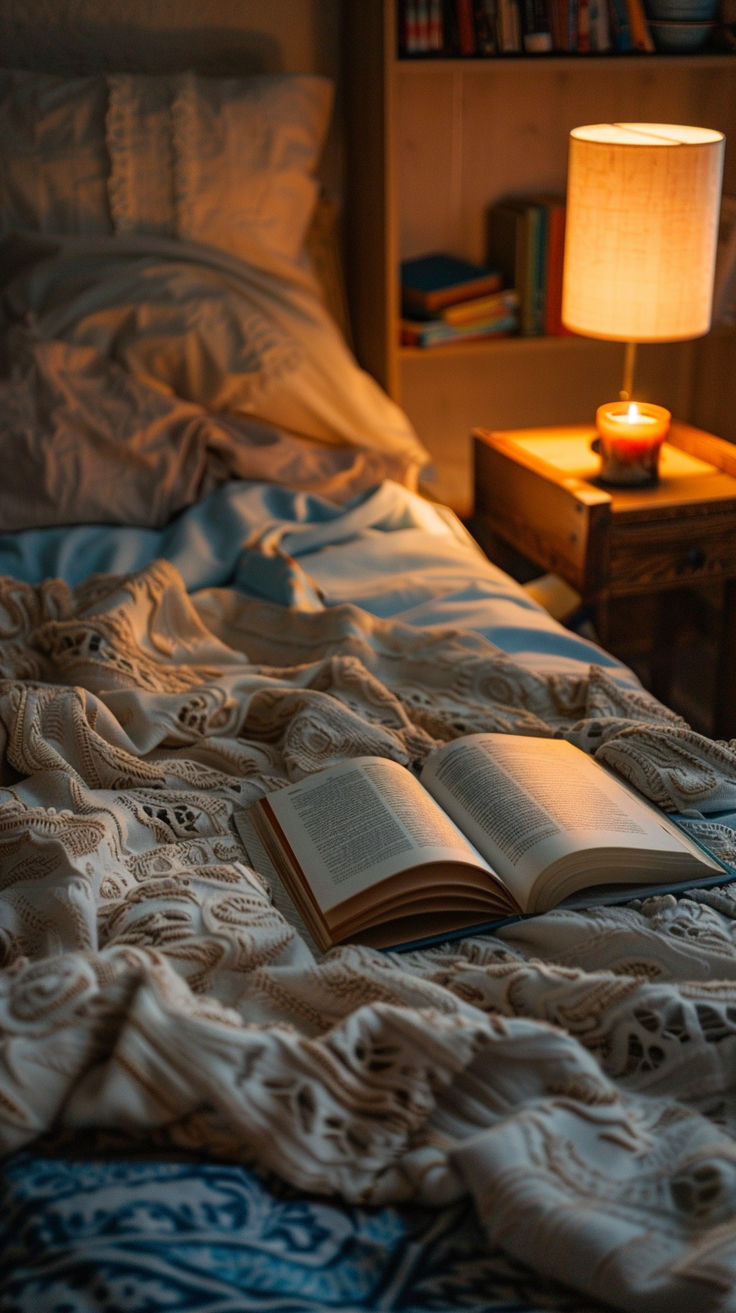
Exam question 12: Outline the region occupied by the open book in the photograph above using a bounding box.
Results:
[244,733,728,952]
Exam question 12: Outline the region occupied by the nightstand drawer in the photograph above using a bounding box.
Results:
[609,512,736,593]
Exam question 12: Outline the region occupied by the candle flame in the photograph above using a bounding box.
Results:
[626,402,640,424]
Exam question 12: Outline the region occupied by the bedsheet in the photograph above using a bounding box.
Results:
[0,476,640,682]
[5,481,736,1311]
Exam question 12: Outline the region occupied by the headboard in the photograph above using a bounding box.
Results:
[0,0,339,77]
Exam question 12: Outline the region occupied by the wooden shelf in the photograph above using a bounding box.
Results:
[396,52,736,67]
[399,334,566,360]
[344,3,736,512]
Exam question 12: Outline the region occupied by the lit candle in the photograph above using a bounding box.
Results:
[595,401,671,486]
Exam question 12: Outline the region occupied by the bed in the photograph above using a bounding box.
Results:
[3,5,736,1311]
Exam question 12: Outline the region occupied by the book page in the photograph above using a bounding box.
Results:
[254,756,495,914]
[420,733,715,910]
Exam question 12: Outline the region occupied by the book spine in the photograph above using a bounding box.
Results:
[428,0,445,48]
[542,202,569,336]
[623,0,654,49]
[418,0,431,48]
[497,0,522,49]
[473,0,499,51]
[607,0,634,48]
[546,0,569,47]
[401,1,420,53]
[401,315,517,345]
[441,288,519,324]
[589,0,612,48]
[513,208,533,335]
[527,202,547,336]
[402,0,442,53]
[487,204,518,297]
[456,0,478,51]
[576,0,590,50]
[442,0,460,52]
[566,0,579,48]
[521,0,553,49]
[397,0,409,54]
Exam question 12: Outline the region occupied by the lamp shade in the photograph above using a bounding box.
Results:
[561,123,725,342]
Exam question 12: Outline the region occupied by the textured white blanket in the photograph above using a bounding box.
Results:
[4,560,736,1311]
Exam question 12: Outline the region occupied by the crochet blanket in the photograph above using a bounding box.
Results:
[4,559,736,1312]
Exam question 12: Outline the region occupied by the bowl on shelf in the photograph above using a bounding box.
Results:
[648,17,717,47]
[645,0,718,18]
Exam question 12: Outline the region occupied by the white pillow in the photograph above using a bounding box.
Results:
[0,69,112,236]
[0,68,427,480]
[173,72,333,262]
[106,70,332,262]
[1,68,333,264]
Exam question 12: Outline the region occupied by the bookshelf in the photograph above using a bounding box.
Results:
[342,4,736,513]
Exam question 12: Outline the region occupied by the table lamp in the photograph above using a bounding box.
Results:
[561,122,725,485]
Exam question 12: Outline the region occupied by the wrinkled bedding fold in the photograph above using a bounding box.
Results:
[0,231,425,530]
[4,558,736,1311]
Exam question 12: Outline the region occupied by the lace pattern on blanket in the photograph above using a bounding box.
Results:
[4,560,736,1312]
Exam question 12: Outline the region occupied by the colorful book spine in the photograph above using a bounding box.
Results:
[547,0,570,47]
[589,0,612,48]
[496,0,522,49]
[399,0,445,53]
[401,314,518,346]
[428,0,445,47]
[576,0,591,49]
[607,0,634,48]
[541,198,569,336]
[623,0,654,48]
[487,194,570,337]
[455,0,478,51]
[441,288,519,324]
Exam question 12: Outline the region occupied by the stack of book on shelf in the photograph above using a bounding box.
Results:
[397,0,652,56]
[486,193,570,338]
[400,252,519,348]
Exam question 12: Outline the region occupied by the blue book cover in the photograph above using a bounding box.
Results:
[401,252,503,312]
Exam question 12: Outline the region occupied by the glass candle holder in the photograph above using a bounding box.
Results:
[594,401,671,486]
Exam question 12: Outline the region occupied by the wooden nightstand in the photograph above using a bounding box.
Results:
[472,421,736,739]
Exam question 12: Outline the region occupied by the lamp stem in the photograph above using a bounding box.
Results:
[620,341,637,402]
